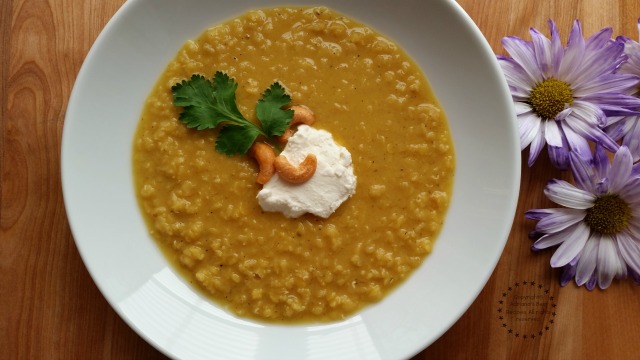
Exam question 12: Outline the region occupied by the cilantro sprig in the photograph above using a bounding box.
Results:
[171,71,294,156]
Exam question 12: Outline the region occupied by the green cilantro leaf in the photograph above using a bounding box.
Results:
[172,71,295,156]
[256,82,294,136]
[209,71,248,126]
[215,125,262,156]
[171,74,220,130]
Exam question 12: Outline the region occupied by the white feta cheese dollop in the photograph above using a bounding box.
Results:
[257,125,356,218]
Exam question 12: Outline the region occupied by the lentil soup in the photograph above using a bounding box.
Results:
[133,6,455,322]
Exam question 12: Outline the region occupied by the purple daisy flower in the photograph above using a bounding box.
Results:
[606,19,640,161]
[498,20,640,169]
[526,145,640,290]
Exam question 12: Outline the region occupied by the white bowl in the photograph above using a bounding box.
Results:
[61,0,520,358]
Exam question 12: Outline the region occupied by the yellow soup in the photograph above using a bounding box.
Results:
[133,6,455,323]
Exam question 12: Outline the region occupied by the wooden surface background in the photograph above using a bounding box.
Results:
[2,0,639,359]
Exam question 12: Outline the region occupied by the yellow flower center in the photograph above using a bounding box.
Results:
[584,194,632,234]
[529,78,573,120]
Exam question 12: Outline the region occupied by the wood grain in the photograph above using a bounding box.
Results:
[1,0,638,359]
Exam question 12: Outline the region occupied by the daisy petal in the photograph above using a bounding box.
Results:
[559,21,586,84]
[532,221,584,250]
[529,230,545,240]
[585,27,613,51]
[572,42,624,87]
[545,120,563,147]
[593,144,611,182]
[528,124,546,166]
[620,233,640,276]
[621,119,640,162]
[519,113,542,150]
[595,96,640,117]
[590,94,640,111]
[556,107,573,120]
[615,243,628,279]
[502,36,543,84]
[605,118,627,141]
[532,232,567,250]
[616,35,633,44]
[600,106,640,118]
[565,113,619,153]
[497,56,534,96]
[627,214,640,238]
[544,179,596,209]
[570,100,606,126]
[619,177,640,204]
[576,234,599,285]
[632,161,640,178]
[622,117,638,136]
[561,123,592,160]
[530,27,552,75]
[548,20,564,74]
[574,73,640,97]
[525,209,554,220]
[548,145,570,171]
[535,208,586,233]
[569,151,596,192]
[550,222,590,267]
[514,102,533,116]
[597,235,619,289]
[609,146,632,193]
[560,261,578,286]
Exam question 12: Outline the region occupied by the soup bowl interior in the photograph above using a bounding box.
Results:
[61,0,519,359]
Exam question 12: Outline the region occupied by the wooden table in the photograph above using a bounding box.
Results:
[2,0,639,358]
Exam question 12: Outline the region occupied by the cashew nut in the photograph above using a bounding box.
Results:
[277,105,316,143]
[274,153,317,184]
[250,142,276,184]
